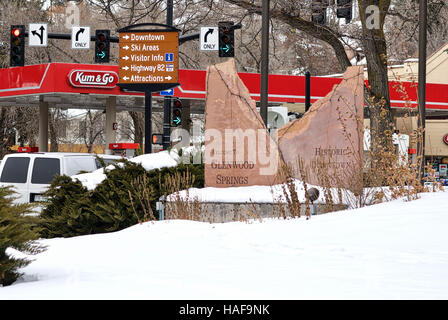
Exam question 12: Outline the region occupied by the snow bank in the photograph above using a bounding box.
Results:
[71,150,179,190]
[167,179,358,207]
[1,191,447,299]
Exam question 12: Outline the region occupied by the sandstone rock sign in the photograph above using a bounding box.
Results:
[277,66,364,191]
[204,58,281,187]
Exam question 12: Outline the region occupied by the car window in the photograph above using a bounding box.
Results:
[31,158,61,184]
[0,157,30,183]
[65,157,96,176]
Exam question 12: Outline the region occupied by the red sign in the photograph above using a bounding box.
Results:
[68,69,118,89]
[18,147,38,153]
[443,134,448,145]
[109,143,139,150]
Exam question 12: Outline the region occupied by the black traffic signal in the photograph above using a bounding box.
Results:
[10,25,25,67]
[311,0,327,25]
[95,30,110,63]
[337,0,352,23]
[218,21,234,58]
[172,99,182,126]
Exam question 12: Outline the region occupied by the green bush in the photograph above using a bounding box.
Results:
[39,161,204,238]
[0,187,45,286]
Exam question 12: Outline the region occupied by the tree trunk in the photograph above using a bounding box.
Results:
[129,111,144,147]
[358,0,394,154]
[48,109,58,152]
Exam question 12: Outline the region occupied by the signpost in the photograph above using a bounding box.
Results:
[118,31,179,85]
[71,26,90,49]
[200,27,218,51]
[117,23,180,154]
[29,23,48,47]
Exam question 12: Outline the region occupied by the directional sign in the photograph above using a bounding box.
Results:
[118,31,179,84]
[71,26,90,49]
[29,23,48,47]
[160,88,174,96]
[200,27,218,51]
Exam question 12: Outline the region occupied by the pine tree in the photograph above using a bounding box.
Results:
[0,186,45,286]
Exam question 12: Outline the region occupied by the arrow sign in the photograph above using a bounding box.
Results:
[165,76,172,80]
[200,26,218,51]
[221,45,230,52]
[122,76,129,81]
[122,66,129,71]
[122,35,130,40]
[122,45,130,50]
[97,51,106,59]
[160,88,174,96]
[75,28,85,41]
[173,117,181,125]
[122,56,129,60]
[204,28,214,43]
[31,26,45,44]
[29,23,48,47]
[71,26,90,49]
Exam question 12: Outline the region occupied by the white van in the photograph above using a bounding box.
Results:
[0,152,122,203]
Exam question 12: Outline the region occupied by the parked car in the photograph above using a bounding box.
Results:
[0,152,122,204]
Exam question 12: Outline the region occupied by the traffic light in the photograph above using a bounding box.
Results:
[172,99,182,126]
[152,134,163,145]
[311,0,327,25]
[95,30,110,63]
[336,0,352,23]
[218,21,234,58]
[10,25,25,67]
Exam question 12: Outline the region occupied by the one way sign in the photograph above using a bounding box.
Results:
[200,27,218,51]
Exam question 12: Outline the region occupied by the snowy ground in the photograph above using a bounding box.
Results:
[1,191,448,300]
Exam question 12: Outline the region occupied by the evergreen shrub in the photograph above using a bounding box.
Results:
[39,160,204,238]
[0,187,44,286]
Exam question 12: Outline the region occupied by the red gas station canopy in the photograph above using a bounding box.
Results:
[0,62,447,109]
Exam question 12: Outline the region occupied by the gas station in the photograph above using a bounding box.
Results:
[3,22,448,158]
[1,61,448,156]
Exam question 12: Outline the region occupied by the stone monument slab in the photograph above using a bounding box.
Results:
[204,58,281,187]
[277,66,364,191]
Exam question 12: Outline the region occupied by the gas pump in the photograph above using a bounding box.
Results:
[108,143,139,158]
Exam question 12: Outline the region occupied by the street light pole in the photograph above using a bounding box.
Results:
[418,0,427,182]
[163,0,174,150]
[260,0,269,126]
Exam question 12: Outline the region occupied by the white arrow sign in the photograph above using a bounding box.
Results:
[122,45,130,50]
[122,76,129,81]
[122,66,129,70]
[122,35,130,40]
[200,26,218,51]
[71,26,90,50]
[165,76,172,80]
[29,23,48,47]
[122,56,129,60]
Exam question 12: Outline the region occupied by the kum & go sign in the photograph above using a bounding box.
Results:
[68,70,118,89]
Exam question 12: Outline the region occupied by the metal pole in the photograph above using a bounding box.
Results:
[38,97,48,152]
[418,0,427,182]
[260,0,269,126]
[163,0,174,150]
[305,71,311,112]
[145,91,152,154]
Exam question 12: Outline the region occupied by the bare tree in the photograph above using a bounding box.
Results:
[76,110,105,153]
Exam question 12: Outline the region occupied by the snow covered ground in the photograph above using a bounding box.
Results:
[1,191,448,300]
